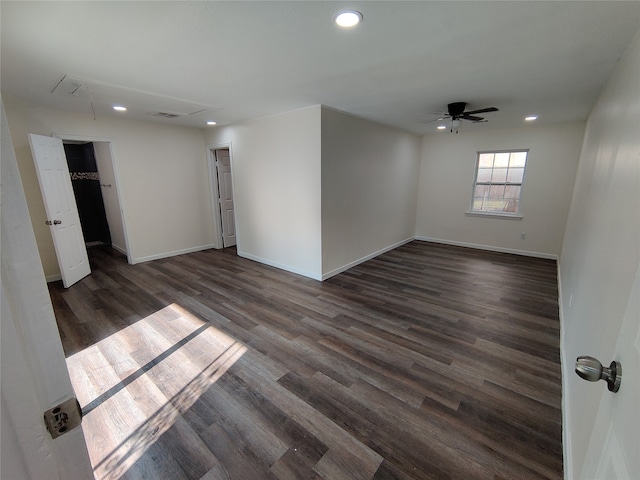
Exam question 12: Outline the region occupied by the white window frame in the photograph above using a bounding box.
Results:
[466,149,529,219]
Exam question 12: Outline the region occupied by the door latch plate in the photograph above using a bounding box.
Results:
[44,397,83,439]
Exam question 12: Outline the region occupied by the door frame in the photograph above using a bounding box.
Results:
[54,134,133,264]
[207,142,238,250]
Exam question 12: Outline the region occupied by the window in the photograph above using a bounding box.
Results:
[470,150,528,216]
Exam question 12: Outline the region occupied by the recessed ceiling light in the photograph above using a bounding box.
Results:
[113,105,127,111]
[525,115,538,121]
[206,121,217,126]
[335,10,363,28]
[437,125,447,130]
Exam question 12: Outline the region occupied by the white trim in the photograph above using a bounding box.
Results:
[465,211,523,220]
[238,250,323,281]
[207,144,225,249]
[321,237,415,280]
[99,141,133,263]
[53,133,113,143]
[206,142,234,150]
[132,244,215,264]
[415,236,558,260]
[46,273,63,283]
[111,243,127,256]
[556,261,573,480]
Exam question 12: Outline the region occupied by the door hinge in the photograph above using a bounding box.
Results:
[43,397,83,439]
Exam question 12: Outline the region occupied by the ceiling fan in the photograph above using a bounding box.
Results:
[430,102,499,133]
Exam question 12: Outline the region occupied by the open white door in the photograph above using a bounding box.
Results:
[581,264,639,479]
[28,133,90,287]
[216,149,236,247]
[2,102,94,479]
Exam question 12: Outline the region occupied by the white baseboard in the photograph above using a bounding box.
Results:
[415,236,558,260]
[239,237,415,282]
[321,237,415,280]
[132,244,216,264]
[111,243,127,256]
[46,273,62,283]
[238,251,323,281]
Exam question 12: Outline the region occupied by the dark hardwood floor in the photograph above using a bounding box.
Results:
[49,241,563,480]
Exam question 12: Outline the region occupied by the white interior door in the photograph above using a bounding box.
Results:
[216,149,236,247]
[28,133,90,287]
[582,263,639,479]
[3,104,93,479]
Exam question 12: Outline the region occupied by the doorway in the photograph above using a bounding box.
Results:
[58,136,131,262]
[63,142,111,248]
[29,133,132,287]
[209,146,237,249]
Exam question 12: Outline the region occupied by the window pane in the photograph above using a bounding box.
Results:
[510,151,527,167]
[492,168,508,182]
[494,153,510,168]
[478,153,494,168]
[504,185,521,199]
[473,198,485,210]
[507,167,524,183]
[477,168,492,182]
[504,198,519,213]
[472,150,527,215]
[484,200,506,212]
[474,184,489,197]
[489,185,505,198]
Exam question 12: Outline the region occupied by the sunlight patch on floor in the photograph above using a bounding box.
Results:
[65,303,247,480]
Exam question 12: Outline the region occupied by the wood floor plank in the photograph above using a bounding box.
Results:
[51,241,563,479]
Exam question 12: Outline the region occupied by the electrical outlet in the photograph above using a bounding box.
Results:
[520,232,526,240]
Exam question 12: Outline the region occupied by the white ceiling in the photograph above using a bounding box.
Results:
[2,1,639,135]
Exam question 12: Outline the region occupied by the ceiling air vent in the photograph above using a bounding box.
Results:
[149,112,182,119]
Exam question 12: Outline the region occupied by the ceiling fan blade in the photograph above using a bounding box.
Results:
[463,107,498,115]
[419,115,450,124]
[461,114,485,122]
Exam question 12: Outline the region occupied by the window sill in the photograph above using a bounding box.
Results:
[466,211,523,220]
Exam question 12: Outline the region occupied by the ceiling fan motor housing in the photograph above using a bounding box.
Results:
[448,102,467,117]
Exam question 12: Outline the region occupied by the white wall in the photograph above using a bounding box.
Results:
[321,107,421,277]
[416,122,584,257]
[205,106,323,279]
[3,94,213,278]
[559,30,640,479]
